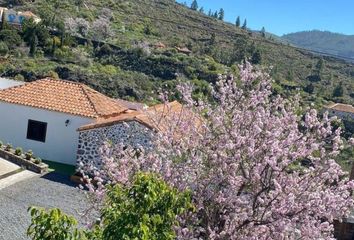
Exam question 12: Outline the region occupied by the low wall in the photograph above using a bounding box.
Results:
[0,149,48,174]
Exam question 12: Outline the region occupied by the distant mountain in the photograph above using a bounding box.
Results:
[282,30,354,59]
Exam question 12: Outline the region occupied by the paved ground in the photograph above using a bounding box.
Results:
[0,172,90,240]
[0,158,20,176]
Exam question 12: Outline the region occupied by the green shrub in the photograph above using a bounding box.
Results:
[0,141,3,148]
[0,29,22,49]
[15,147,23,156]
[14,74,25,81]
[5,143,12,152]
[25,150,33,160]
[0,41,8,56]
[27,173,193,240]
[27,207,85,240]
[34,157,42,164]
[101,173,193,239]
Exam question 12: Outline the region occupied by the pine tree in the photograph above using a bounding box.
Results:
[218,8,224,21]
[191,0,198,11]
[199,7,204,13]
[208,9,212,17]
[251,49,262,64]
[235,16,241,27]
[261,27,266,37]
[213,11,218,19]
[333,82,344,97]
[242,19,247,30]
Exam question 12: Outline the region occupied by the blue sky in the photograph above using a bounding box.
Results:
[177,0,354,36]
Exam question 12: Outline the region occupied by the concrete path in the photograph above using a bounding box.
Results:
[0,170,38,190]
[0,172,91,240]
[0,158,20,176]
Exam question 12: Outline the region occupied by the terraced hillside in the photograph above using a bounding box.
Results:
[0,0,353,105]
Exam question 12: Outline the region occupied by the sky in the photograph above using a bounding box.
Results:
[178,0,354,36]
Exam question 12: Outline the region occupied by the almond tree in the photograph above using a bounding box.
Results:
[82,62,354,239]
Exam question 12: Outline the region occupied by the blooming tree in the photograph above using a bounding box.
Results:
[91,17,113,41]
[82,62,354,239]
[64,17,90,37]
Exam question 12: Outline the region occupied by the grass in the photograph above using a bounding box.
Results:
[43,160,76,176]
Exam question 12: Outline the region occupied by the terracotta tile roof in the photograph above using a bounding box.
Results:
[325,103,354,114]
[176,47,192,54]
[116,99,146,111]
[0,78,128,118]
[78,101,200,132]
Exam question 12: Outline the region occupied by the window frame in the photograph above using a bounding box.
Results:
[26,119,48,143]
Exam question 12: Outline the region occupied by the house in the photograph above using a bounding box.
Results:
[325,103,354,121]
[0,78,188,167]
[176,46,192,55]
[0,77,24,89]
[0,7,41,27]
[0,78,128,165]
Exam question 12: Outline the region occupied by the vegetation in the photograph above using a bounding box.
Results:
[283,30,354,60]
[80,64,354,239]
[0,0,351,106]
[15,147,22,156]
[27,173,192,240]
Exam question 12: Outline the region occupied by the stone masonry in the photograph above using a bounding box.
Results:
[77,121,153,169]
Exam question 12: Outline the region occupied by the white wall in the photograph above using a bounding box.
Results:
[0,102,94,165]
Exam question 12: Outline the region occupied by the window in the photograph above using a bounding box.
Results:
[27,120,47,142]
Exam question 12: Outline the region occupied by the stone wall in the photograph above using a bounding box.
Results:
[77,121,153,169]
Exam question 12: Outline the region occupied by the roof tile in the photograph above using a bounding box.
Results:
[0,78,127,118]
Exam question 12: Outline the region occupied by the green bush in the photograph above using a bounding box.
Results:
[5,143,12,152]
[14,74,25,81]
[101,173,193,239]
[0,29,22,49]
[25,150,33,160]
[27,207,85,240]
[0,41,8,56]
[27,173,193,240]
[34,157,42,164]
[15,147,23,156]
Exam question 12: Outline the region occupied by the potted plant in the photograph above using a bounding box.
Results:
[5,143,12,152]
[34,157,42,164]
[15,147,22,156]
[25,150,33,160]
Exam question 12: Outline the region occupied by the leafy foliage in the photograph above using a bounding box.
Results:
[27,207,85,240]
[82,63,354,239]
[101,173,193,240]
[0,0,353,105]
[27,173,192,240]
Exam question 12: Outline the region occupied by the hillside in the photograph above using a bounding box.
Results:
[0,0,353,106]
[283,30,354,60]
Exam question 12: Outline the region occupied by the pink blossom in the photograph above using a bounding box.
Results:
[81,62,354,239]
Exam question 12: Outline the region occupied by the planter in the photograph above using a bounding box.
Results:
[0,148,48,174]
[70,174,85,184]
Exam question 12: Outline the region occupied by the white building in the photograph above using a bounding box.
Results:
[0,78,186,167]
[0,78,128,165]
[0,7,41,26]
[325,103,354,121]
